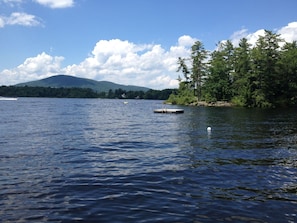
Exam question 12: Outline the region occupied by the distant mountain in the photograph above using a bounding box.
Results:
[16,75,150,92]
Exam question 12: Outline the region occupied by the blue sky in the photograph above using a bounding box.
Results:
[1,0,297,89]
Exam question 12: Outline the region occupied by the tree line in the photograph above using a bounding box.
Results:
[0,85,174,100]
[167,30,297,108]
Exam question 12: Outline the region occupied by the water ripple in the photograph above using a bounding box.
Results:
[0,99,297,222]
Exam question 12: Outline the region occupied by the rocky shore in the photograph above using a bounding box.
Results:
[189,101,233,107]
[165,100,234,107]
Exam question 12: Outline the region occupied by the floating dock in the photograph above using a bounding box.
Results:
[153,108,184,114]
[0,97,18,101]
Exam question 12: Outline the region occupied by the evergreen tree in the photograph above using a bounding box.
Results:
[177,57,190,82]
[203,40,234,102]
[250,30,282,107]
[278,41,297,106]
[232,38,252,106]
[191,41,208,101]
[169,29,297,108]
[169,41,208,104]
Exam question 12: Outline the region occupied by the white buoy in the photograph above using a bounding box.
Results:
[207,127,211,132]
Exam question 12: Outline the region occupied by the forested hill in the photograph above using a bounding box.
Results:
[15,75,150,93]
[1,78,174,100]
[0,74,174,99]
[0,85,174,99]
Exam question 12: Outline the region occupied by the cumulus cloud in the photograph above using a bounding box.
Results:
[33,0,74,8]
[0,52,64,85]
[2,21,296,89]
[0,0,73,28]
[229,28,249,46]
[63,36,193,89]
[0,12,41,28]
[230,22,297,47]
[178,35,197,47]
[0,36,195,89]
[2,0,74,8]
[277,21,297,43]
[228,28,265,47]
[246,29,266,46]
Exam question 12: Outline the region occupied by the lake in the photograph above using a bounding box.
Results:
[0,98,296,222]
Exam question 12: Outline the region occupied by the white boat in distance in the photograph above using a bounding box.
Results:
[0,97,18,101]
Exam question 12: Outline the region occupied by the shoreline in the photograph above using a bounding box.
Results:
[190,101,233,107]
[165,101,233,107]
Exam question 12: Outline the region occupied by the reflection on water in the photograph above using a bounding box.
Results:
[0,98,297,222]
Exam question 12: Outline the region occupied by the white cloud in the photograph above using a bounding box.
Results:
[1,21,297,90]
[7,12,41,26]
[178,35,197,47]
[0,12,41,28]
[246,29,266,46]
[33,0,74,8]
[63,37,193,89]
[0,17,5,28]
[228,28,265,47]
[2,0,22,7]
[277,21,297,43]
[230,28,249,46]
[2,0,74,8]
[230,21,297,47]
[0,36,195,89]
[0,0,72,28]
[0,52,64,85]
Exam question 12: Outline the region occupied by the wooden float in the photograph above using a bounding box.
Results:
[0,97,18,101]
[153,108,184,114]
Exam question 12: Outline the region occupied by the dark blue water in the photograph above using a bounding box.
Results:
[1,98,296,222]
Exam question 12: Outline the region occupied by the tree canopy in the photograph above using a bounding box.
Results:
[168,30,297,108]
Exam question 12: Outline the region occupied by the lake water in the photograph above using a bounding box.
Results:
[0,98,296,222]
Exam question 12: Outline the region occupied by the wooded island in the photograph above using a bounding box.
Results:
[167,30,297,108]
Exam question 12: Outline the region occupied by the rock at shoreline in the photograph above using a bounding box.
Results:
[191,101,233,107]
